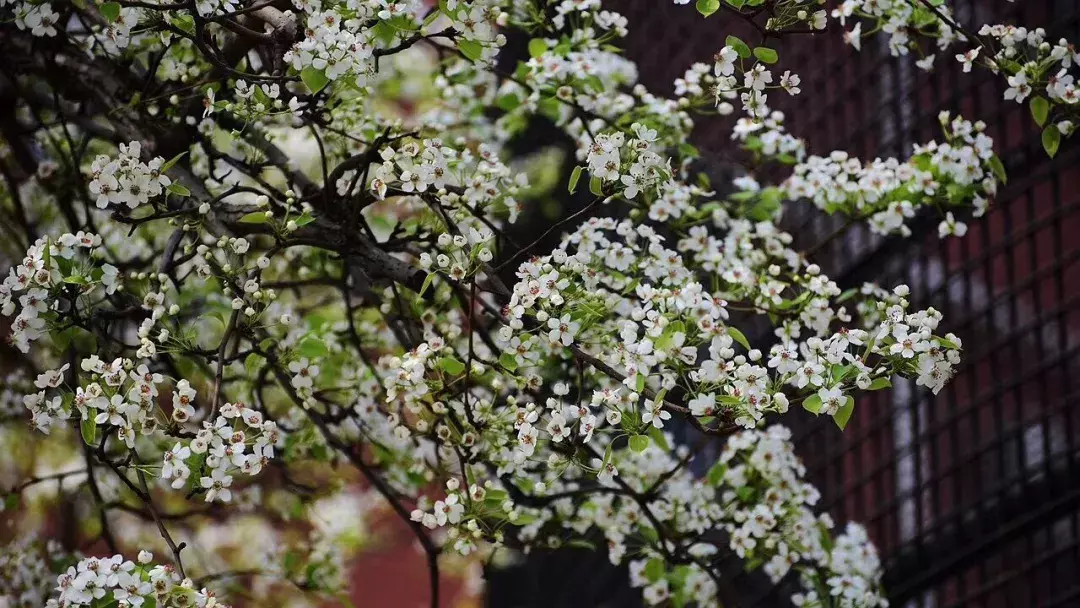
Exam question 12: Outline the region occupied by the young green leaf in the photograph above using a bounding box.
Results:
[528,38,547,58]
[629,434,650,453]
[458,40,484,62]
[161,151,187,173]
[568,166,583,194]
[418,273,435,297]
[499,352,519,372]
[644,558,665,582]
[696,0,721,16]
[166,183,190,197]
[833,396,855,430]
[753,47,778,64]
[725,35,751,59]
[707,461,727,486]
[1030,96,1049,127]
[298,337,328,358]
[300,67,330,94]
[988,154,1007,184]
[99,1,120,22]
[648,426,670,452]
[727,326,750,350]
[1043,125,1061,158]
[439,356,466,375]
[589,175,603,196]
[867,377,892,390]
[802,394,823,414]
[81,417,98,446]
[239,212,270,224]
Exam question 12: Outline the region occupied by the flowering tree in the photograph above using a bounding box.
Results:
[0,0,1074,606]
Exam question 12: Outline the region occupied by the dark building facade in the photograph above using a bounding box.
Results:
[617,0,1080,606]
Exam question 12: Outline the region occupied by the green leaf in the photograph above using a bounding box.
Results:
[161,151,187,173]
[99,1,120,22]
[564,539,597,550]
[438,356,466,375]
[537,97,562,120]
[81,417,98,446]
[63,275,89,285]
[648,426,670,452]
[245,352,266,376]
[726,0,745,8]
[868,377,892,390]
[528,38,547,58]
[802,394,823,414]
[753,47,778,64]
[172,13,195,35]
[458,40,484,62]
[495,94,521,112]
[72,0,86,9]
[644,558,665,583]
[1030,96,1050,127]
[1042,125,1061,158]
[418,272,435,297]
[830,364,853,383]
[166,183,190,197]
[239,211,270,224]
[300,66,330,94]
[988,154,1007,184]
[589,175,603,196]
[294,211,316,227]
[707,461,727,486]
[635,373,646,393]
[298,337,328,358]
[421,8,441,29]
[833,396,855,430]
[371,21,397,46]
[568,166,583,194]
[629,434,650,453]
[696,0,721,16]
[935,335,959,350]
[499,352,519,372]
[725,35,751,59]
[727,326,750,350]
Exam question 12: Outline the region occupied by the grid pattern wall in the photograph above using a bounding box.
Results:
[619,1,1080,606]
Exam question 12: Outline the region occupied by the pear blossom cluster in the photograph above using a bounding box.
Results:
[833,0,959,69]
[87,142,173,210]
[25,357,166,447]
[838,0,1077,151]
[368,138,527,222]
[0,536,72,607]
[0,232,117,353]
[161,403,282,502]
[285,11,376,86]
[959,25,1079,142]
[710,43,803,119]
[95,4,141,53]
[678,0,828,34]
[49,551,228,608]
[718,426,888,607]
[784,112,998,237]
[9,1,60,37]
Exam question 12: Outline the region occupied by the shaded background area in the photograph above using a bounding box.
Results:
[487,0,1080,606]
